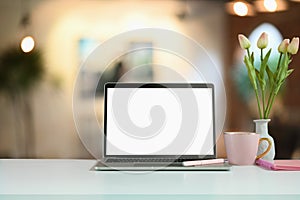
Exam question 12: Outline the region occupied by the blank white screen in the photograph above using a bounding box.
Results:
[106,87,214,156]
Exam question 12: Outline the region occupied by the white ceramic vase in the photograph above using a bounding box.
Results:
[254,119,275,161]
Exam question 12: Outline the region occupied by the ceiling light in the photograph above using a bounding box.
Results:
[234,2,248,16]
[264,0,277,12]
[226,1,256,16]
[21,36,35,53]
[254,0,288,12]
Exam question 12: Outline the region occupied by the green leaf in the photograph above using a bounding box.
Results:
[244,56,257,90]
[275,53,289,83]
[266,65,275,88]
[260,49,271,79]
[255,68,266,91]
[279,56,290,82]
[251,52,255,65]
[283,54,290,71]
[274,82,283,95]
[285,69,294,78]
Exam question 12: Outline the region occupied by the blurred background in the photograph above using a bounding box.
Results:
[0,0,300,159]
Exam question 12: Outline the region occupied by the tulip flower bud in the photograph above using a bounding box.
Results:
[238,34,251,49]
[278,39,290,53]
[287,37,299,55]
[257,32,268,49]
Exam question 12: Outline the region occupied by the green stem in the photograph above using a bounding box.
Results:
[262,90,266,118]
[265,53,283,118]
[247,49,251,60]
[260,48,266,117]
[265,92,276,118]
[247,48,262,118]
[255,89,263,119]
[265,91,272,118]
[277,53,283,70]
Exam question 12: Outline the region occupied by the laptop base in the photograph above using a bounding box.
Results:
[92,161,231,171]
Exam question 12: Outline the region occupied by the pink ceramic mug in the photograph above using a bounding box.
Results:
[224,132,272,165]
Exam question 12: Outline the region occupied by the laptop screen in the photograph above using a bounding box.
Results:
[104,83,215,159]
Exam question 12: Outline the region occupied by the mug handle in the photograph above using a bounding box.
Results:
[256,138,272,160]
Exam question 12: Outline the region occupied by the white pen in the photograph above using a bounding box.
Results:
[182,158,225,167]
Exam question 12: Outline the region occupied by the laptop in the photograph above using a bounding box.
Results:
[93,83,230,171]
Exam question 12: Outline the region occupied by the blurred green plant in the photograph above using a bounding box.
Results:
[0,47,44,93]
[0,47,44,158]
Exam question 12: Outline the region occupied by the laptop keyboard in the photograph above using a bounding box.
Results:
[106,158,185,163]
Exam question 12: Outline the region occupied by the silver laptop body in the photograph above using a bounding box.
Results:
[94,83,230,171]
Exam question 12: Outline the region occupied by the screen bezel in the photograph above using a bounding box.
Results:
[103,82,216,161]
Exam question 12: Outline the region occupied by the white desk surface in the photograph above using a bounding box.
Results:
[1,159,300,200]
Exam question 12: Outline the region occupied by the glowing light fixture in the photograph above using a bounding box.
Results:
[227,0,288,16]
[254,0,288,12]
[264,0,277,12]
[226,0,255,16]
[21,36,35,53]
[233,1,248,16]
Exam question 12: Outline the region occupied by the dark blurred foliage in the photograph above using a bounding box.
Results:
[0,47,44,95]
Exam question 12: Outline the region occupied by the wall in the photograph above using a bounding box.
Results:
[0,0,227,158]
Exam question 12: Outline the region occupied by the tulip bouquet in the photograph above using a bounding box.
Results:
[238,32,299,119]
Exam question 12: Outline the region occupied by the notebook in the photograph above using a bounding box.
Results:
[93,83,230,171]
[256,159,300,170]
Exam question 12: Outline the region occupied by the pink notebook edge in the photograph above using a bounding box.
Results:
[256,159,300,171]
